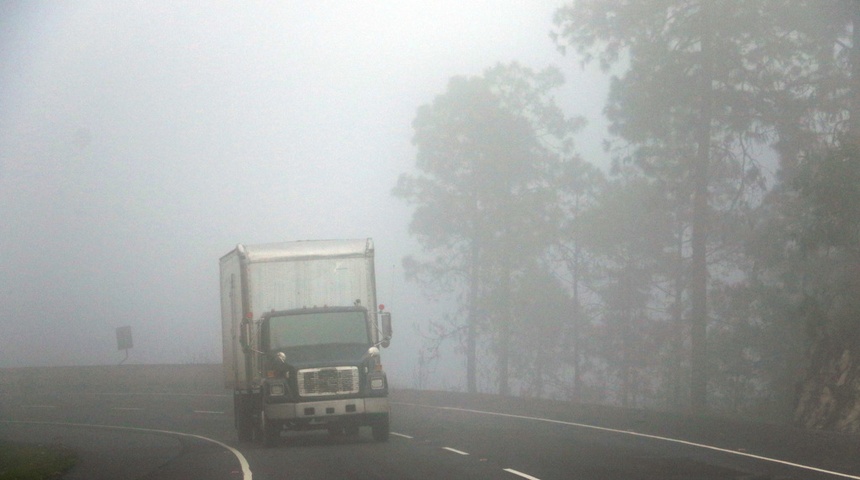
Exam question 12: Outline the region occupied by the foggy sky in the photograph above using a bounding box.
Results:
[0,1,607,387]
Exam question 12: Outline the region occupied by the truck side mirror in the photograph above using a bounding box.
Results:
[380,312,392,348]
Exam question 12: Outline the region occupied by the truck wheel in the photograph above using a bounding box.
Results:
[235,395,253,442]
[237,416,253,443]
[259,410,279,448]
[371,414,389,442]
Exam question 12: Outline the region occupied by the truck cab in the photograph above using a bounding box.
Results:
[252,306,391,444]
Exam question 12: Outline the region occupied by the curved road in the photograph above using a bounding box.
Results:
[2,388,860,479]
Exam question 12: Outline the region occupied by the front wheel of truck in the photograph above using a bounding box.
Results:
[257,410,279,448]
[237,416,253,443]
[235,394,254,442]
[371,414,390,442]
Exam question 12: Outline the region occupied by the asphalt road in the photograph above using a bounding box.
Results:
[2,386,860,479]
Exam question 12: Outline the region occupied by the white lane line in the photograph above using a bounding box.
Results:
[1,420,252,480]
[504,468,542,480]
[442,447,470,456]
[193,410,225,415]
[112,407,144,411]
[394,402,860,480]
[390,432,413,439]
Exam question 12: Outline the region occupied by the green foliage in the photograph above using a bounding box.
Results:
[708,278,806,419]
[578,177,673,262]
[0,441,77,480]
[793,147,860,251]
[394,62,584,393]
[790,147,860,339]
[551,0,858,414]
[394,0,860,420]
[395,62,581,257]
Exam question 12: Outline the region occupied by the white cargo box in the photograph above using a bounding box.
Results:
[220,239,378,389]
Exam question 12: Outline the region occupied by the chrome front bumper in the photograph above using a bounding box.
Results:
[265,397,389,421]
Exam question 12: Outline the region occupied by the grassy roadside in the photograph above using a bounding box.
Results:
[0,441,77,480]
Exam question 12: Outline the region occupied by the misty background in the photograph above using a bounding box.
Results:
[6,0,860,437]
[0,2,604,385]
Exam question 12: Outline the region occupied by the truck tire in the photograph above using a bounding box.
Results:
[235,394,253,442]
[371,414,390,442]
[237,416,253,443]
[258,410,279,448]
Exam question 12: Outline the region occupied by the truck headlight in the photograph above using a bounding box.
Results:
[369,373,386,390]
[269,383,285,396]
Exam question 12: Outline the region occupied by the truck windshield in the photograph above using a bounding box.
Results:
[268,310,369,349]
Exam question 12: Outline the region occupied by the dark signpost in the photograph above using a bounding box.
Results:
[116,326,133,365]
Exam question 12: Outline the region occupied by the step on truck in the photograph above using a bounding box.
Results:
[220,239,392,446]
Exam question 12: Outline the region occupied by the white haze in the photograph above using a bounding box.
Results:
[0,1,607,388]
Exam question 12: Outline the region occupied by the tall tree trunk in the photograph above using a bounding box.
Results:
[498,329,511,396]
[467,239,479,394]
[572,241,583,402]
[497,260,512,396]
[571,194,584,403]
[621,259,633,408]
[534,347,545,398]
[691,0,714,415]
[670,222,685,411]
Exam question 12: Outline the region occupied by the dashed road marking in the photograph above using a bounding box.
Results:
[193,410,225,415]
[442,447,470,456]
[112,407,144,411]
[390,432,413,439]
[504,468,542,480]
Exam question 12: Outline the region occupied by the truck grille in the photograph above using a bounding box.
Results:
[298,366,360,396]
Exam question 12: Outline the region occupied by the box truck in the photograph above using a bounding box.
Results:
[220,239,392,446]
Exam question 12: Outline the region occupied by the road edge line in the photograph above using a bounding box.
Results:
[394,402,860,480]
[1,420,252,480]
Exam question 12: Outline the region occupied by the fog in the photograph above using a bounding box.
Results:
[0,2,606,387]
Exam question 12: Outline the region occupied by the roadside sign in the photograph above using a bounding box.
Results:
[116,325,133,350]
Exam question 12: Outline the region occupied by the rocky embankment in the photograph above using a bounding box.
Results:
[796,341,860,434]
